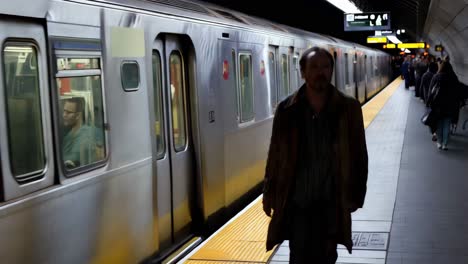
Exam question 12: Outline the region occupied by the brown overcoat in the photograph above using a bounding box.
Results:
[262,84,368,253]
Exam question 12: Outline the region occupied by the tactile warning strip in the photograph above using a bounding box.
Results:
[185,196,271,263]
[362,78,402,128]
[182,78,403,264]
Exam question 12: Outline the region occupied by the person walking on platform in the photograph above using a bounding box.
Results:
[427,61,460,150]
[262,47,368,264]
[421,62,439,104]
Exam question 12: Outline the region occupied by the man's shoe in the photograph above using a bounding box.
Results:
[442,144,448,150]
[437,143,442,149]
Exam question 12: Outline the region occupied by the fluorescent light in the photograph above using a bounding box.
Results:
[387,35,402,44]
[405,49,411,53]
[326,0,362,13]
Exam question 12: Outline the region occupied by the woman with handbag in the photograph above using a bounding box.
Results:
[426,61,460,150]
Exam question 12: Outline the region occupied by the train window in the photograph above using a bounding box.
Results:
[345,53,349,85]
[280,54,289,100]
[268,51,277,109]
[169,52,187,151]
[57,58,100,71]
[152,51,165,159]
[56,57,106,172]
[121,61,140,91]
[239,53,254,122]
[3,44,46,181]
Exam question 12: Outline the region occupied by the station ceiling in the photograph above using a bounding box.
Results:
[197,0,432,51]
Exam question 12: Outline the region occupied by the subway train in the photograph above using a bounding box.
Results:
[0,0,391,263]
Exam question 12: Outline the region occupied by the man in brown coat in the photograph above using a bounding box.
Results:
[262,47,368,263]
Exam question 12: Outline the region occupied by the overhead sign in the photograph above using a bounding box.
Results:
[344,12,391,31]
[383,44,397,49]
[397,42,426,49]
[435,45,444,52]
[367,36,387,43]
[375,30,394,36]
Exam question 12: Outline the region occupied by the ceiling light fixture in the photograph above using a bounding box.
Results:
[326,0,362,13]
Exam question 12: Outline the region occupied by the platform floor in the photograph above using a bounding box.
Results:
[385,90,468,263]
[179,78,468,264]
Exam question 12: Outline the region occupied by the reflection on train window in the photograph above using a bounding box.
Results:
[169,52,187,152]
[152,51,165,159]
[3,45,45,181]
[57,58,100,71]
[345,53,350,85]
[280,54,289,100]
[121,61,140,91]
[268,51,277,109]
[239,54,254,122]
[56,58,106,171]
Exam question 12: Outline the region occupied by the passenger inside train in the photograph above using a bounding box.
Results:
[61,97,96,169]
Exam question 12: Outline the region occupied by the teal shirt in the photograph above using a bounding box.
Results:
[63,125,95,168]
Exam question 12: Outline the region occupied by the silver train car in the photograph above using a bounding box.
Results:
[0,0,391,263]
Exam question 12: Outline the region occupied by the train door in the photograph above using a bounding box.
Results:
[353,53,358,99]
[290,48,300,92]
[278,47,290,101]
[356,53,366,104]
[268,46,279,109]
[328,49,337,87]
[0,18,54,201]
[332,50,338,87]
[151,34,198,250]
[364,55,368,101]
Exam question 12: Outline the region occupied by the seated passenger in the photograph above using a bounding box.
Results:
[62,97,95,169]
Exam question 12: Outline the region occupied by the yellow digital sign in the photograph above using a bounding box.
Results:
[367,36,387,43]
[383,43,396,49]
[397,42,426,49]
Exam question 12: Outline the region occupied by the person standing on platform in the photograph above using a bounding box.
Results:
[427,61,460,150]
[421,62,439,104]
[415,57,428,98]
[401,56,410,89]
[262,47,368,264]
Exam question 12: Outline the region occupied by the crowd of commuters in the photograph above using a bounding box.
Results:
[396,54,467,150]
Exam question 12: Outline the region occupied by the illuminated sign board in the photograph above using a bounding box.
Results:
[435,45,444,52]
[367,36,387,43]
[383,44,397,49]
[344,12,391,31]
[375,30,394,36]
[397,43,426,49]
